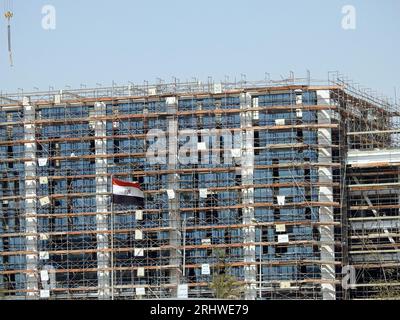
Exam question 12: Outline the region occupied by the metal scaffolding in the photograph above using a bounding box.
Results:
[0,75,398,300]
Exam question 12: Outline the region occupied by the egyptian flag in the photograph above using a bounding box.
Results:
[112,178,144,206]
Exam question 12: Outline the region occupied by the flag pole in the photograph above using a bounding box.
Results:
[110,174,114,301]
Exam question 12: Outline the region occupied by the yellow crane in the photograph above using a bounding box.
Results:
[4,0,13,66]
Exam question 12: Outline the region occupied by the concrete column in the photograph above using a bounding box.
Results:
[23,97,39,299]
[166,97,181,297]
[240,93,257,300]
[317,90,336,300]
[94,102,110,299]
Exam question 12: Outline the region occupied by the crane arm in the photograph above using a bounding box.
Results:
[4,0,14,67]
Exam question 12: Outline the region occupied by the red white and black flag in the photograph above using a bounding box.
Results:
[112,178,144,206]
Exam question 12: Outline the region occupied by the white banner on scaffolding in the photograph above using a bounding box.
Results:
[201,264,210,275]
[135,210,143,220]
[278,234,289,244]
[199,188,208,199]
[38,158,48,167]
[136,287,145,296]
[177,284,188,299]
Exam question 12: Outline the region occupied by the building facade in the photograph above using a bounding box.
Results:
[0,75,399,300]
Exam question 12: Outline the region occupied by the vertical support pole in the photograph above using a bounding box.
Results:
[240,92,257,300]
[94,102,110,299]
[317,90,336,300]
[110,192,114,300]
[23,97,39,299]
[397,167,400,209]
[182,220,186,278]
[110,174,115,301]
[166,97,180,297]
[259,229,262,299]
[0,204,3,293]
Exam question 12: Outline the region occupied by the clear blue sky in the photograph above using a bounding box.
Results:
[0,0,399,99]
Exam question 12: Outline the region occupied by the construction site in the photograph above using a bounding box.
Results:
[0,72,399,300]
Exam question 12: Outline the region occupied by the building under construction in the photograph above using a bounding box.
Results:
[0,73,399,300]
